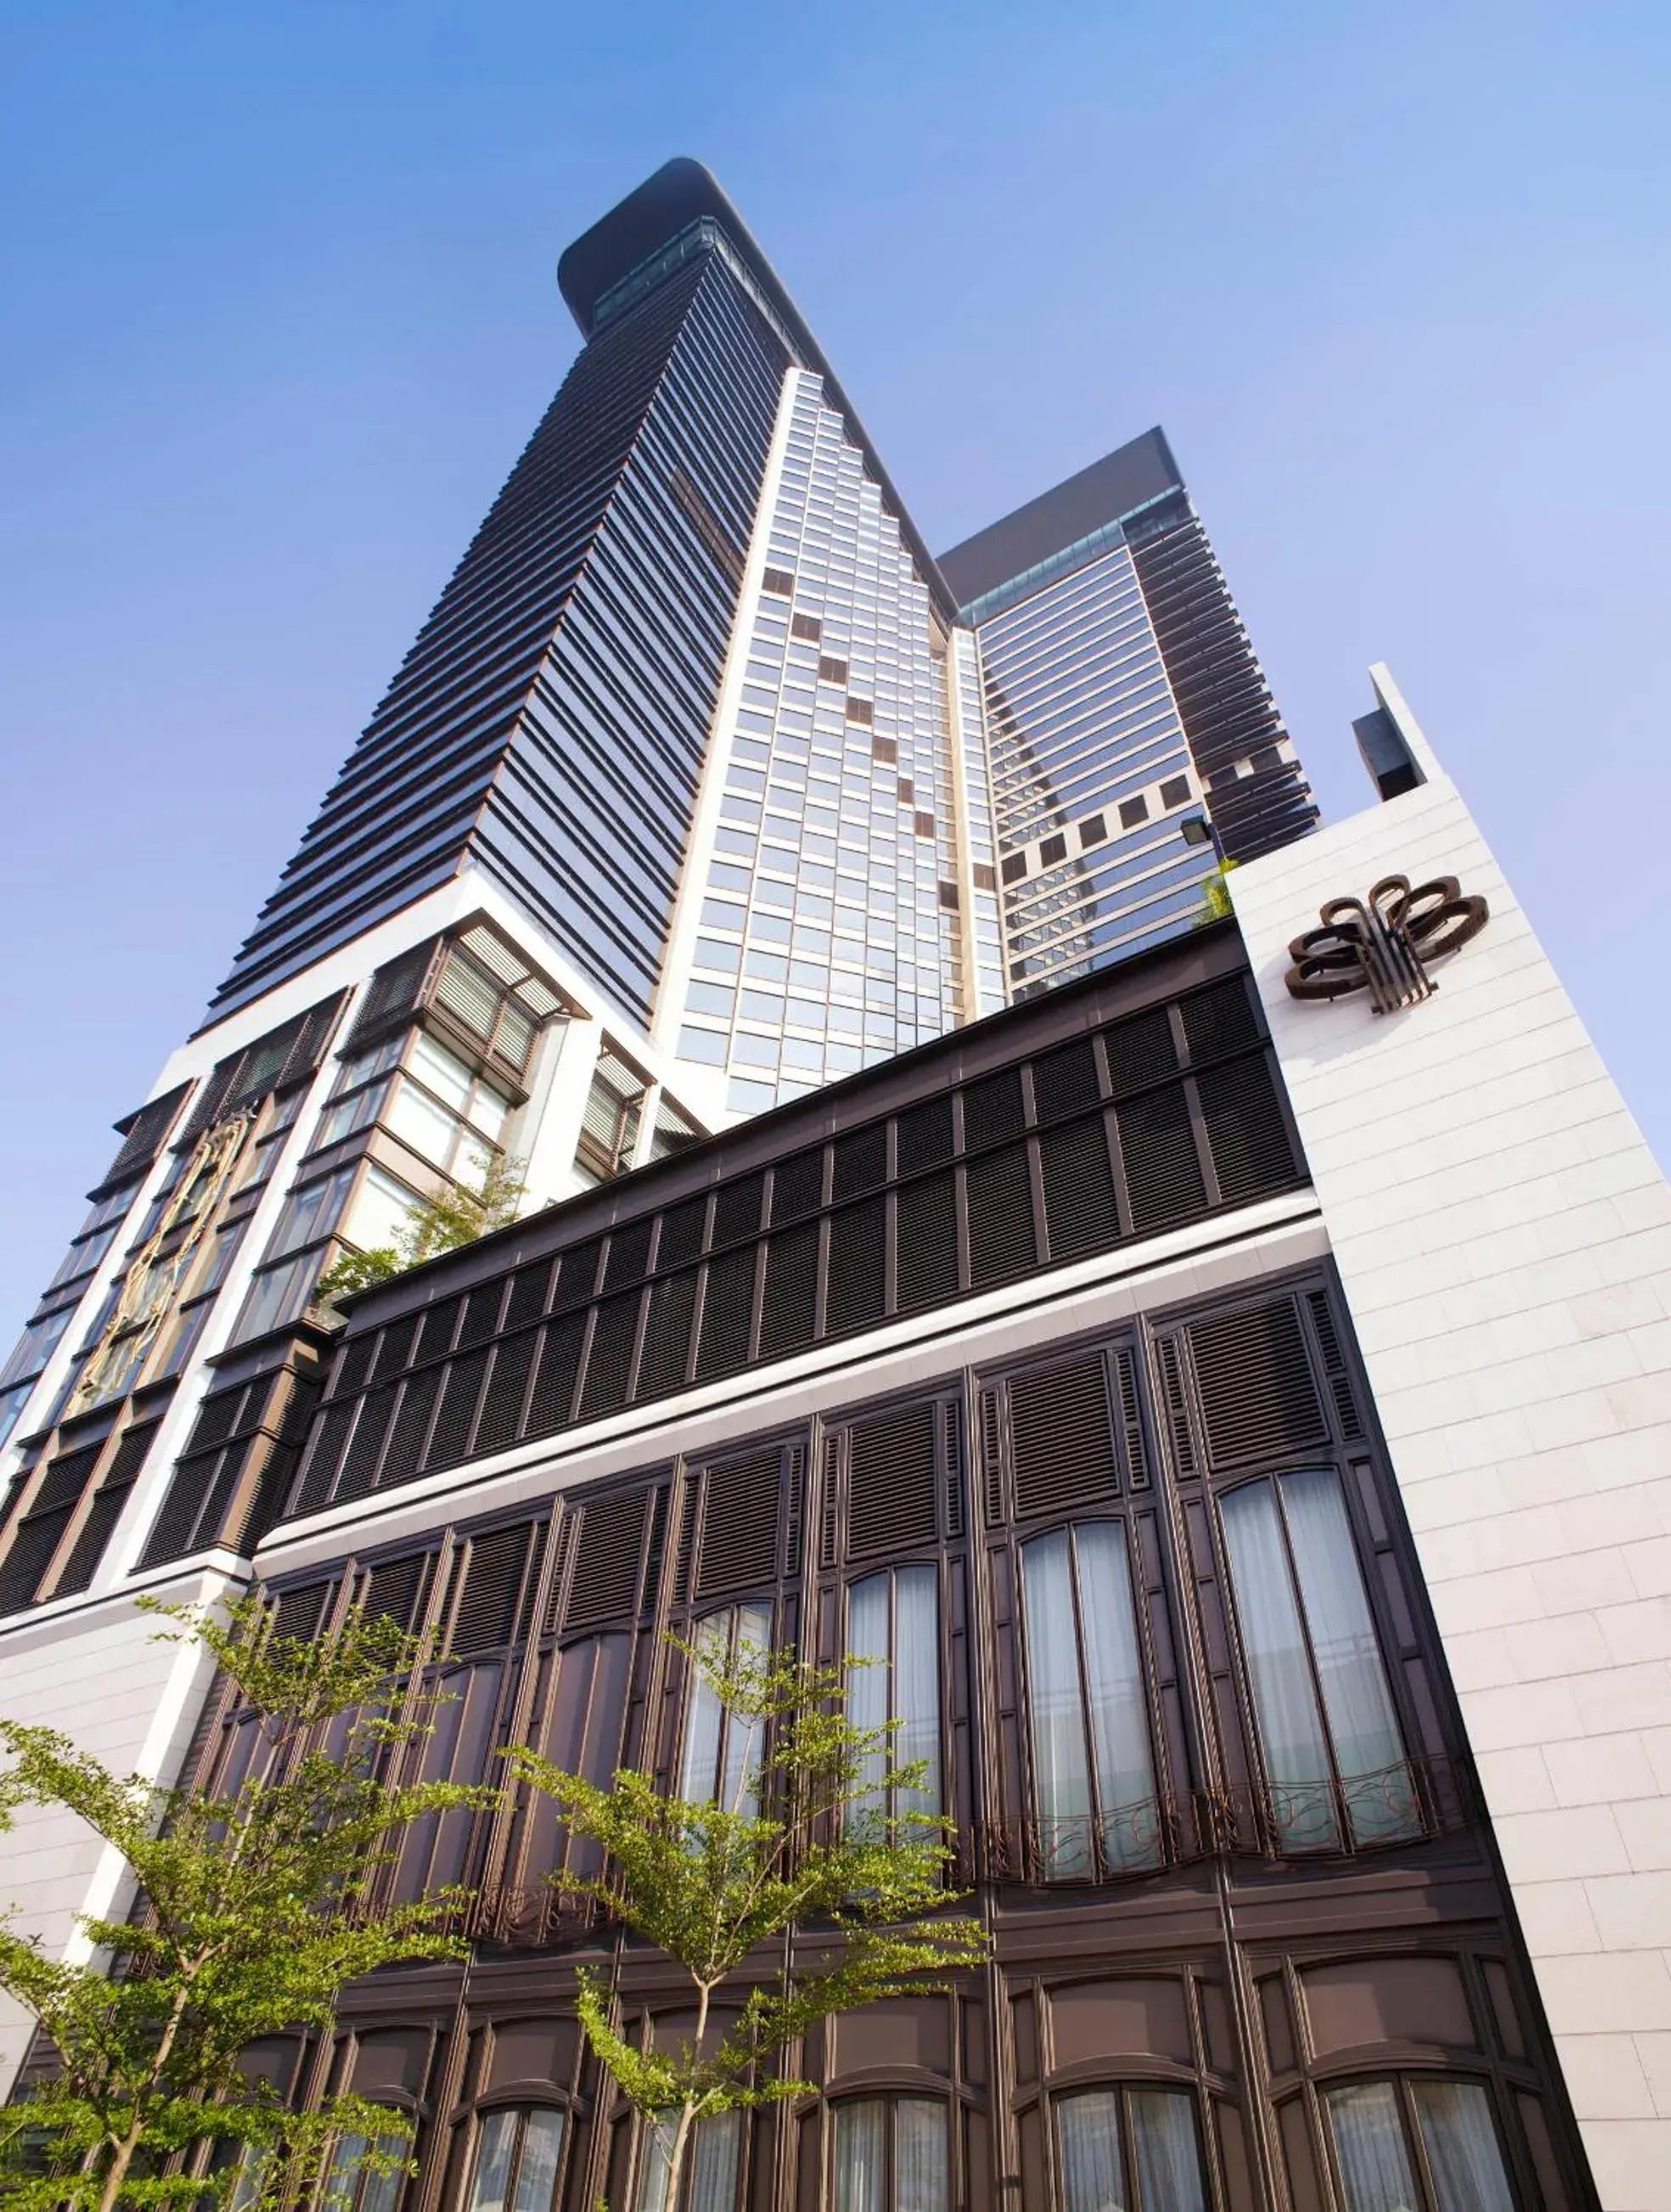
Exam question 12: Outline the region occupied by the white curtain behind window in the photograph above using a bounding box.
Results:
[894,1570,942,1819]
[718,1605,770,1817]
[468,2112,517,2212]
[1410,2084,1514,2212]
[847,1577,891,1835]
[1324,2084,1420,2212]
[1076,1523,1161,1871]
[834,2102,885,2212]
[509,2112,565,2212]
[1058,2090,1125,2212]
[894,2099,948,2212]
[1279,1472,1416,1845]
[1128,2090,1206,2212]
[1220,1482,1337,1849]
[679,1616,728,1804]
[1021,1531,1093,1877]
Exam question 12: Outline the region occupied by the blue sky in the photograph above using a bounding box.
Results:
[3,0,1668,1326]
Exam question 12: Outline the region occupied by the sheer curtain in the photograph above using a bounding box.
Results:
[835,2102,885,2212]
[847,1576,891,1834]
[678,1616,728,1803]
[894,1569,942,1818]
[686,2111,741,2212]
[894,2098,948,2212]
[717,1603,771,1818]
[1021,1531,1093,1876]
[1324,2084,1421,2212]
[469,2112,518,2212]
[1280,1472,1416,1844]
[509,2111,565,2212]
[1076,1523,1162,1871]
[1058,2090,1125,2212]
[1410,2083,1515,2212]
[1127,2091,1207,2212]
[1220,1481,1339,1849]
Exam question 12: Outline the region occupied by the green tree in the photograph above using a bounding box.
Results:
[316,1154,528,1305]
[504,1627,991,2211]
[1193,858,1239,926]
[0,1597,495,2212]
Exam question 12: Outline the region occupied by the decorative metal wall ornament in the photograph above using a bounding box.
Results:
[1284,875,1488,1014]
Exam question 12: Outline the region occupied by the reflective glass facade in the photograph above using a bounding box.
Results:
[674,372,985,1113]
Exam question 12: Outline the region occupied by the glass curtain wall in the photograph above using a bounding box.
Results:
[677,372,970,1114]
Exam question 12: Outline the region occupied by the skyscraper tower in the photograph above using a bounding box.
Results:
[0,159,1314,1623]
[939,429,1316,999]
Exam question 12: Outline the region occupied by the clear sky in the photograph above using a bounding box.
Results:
[2,0,1668,1330]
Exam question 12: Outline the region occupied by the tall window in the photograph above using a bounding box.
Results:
[1019,1521,1162,1877]
[1322,2080,1514,2212]
[847,1568,940,1829]
[1057,2087,1207,2212]
[833,2099,948,2212]
[1218,1470,1418,1851]
[635,2111,740,2211]
[680,1604,771,1815]
[466,2107,565,2212]
[318,2120,408,2212]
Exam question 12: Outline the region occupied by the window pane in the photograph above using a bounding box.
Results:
[1324,2084,1420,2212]
[894,2100,948,2212]
[345,1168,420,1254]
[687,2110,740,2211]
[1410,2084,1514,2212]
[847,1575,891,1828]
[895,1568,942,1817]
[718,1605,771,1818]
[410,1031,474,1112]
[1128,2089,1206,2212]
[1021,1530,1094,1877]
[1219,1481,1337,1849]
[1279,1471,1417,1845]
[359,2135,408,2212]
[386,1077,463,1168]
[1075,1523,1162,1871]
[321,2133,368,2212]
[834,2102,885,2212]
[470,2111,519,2212]
[680,1614,729,1804]
[509,2110,565,2212]
[1059,2091,1125,2212]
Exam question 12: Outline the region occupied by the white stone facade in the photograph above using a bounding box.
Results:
[1231,678,1671,2210]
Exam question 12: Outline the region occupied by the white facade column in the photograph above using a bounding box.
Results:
[1230,678,1671,2212]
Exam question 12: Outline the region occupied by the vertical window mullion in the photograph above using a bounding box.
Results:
[1066,1527,1102,1853]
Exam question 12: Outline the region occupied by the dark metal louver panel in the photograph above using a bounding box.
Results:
[896,1096,954,1174]
[1031,1038,1100,1121]
[474,1331,537,1455]
[1118,1086,1207,1230]
[695,1247,757,1379]
[695,1449,782,1599]
[831,1125,888,1203]
[1039,1117,1119,1261]
[1198,1057,1298,1204]
[637,1275,698,1397]
[1186,1299,1328,1467]
[97,1083,192,1197]
[962,1068,1027,1148]
[361,1552,429,1629]
[824,1199,886,1333]
[1008,1357,1118,1522]
[757,1225,820,1359]
[450,1523,538,1656]
[771,1149,824,1224]
[966,1145,1036,1287]
[710,1175,765,1249]
[578,1293,640,1416]
[896,1172,959,1311]
[847,1401,938,1560]
[565,1492,649,1628]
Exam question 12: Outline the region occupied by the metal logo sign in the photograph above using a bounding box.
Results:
[1285,875,1488,1015]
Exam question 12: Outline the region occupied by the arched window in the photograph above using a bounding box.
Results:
[1019,1519,1162,1877]
[1218,1470,1418,1850]
[464,2107,565,2212]
[1322,2078,1513,2212]
[679,1604,772,1813]
[318,2120,409,2212]
[846,1567,940,1828]
[832,2098,948,2211]
[1056,2085,1207,2212]
[634,2110,741,2211]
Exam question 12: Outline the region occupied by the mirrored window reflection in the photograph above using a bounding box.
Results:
[847,1568,941,1832]
[1020,1521,1162,1877]
[634,2110,740,2212]
[1323,2080,1513,2212]
[318,2123,408,2212]
[679,1603,772,1815]
[833,2097,948,2212]
[1218,1471,1418,1851]
[1058,2086,1207,2212]
[466,2108,565,2212]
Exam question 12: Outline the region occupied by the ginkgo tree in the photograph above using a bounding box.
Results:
[504,1623,991,2212]
[0,1596,496,2212]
